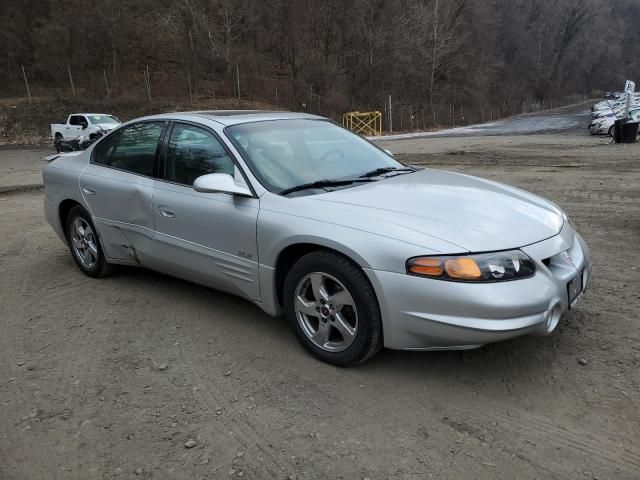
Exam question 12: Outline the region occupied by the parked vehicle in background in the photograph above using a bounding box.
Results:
[589,108,640,136]
[591,110,616,121]
[592,93,640,113]
[51,114,121,142]
[591,102,640,122]
[588,88,640,136]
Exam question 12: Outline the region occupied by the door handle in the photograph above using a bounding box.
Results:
[82,185,96,195]
[156,205,176,218]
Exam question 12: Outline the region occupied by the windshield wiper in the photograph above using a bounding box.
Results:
[279,178,373,196]
[358,166,417,178]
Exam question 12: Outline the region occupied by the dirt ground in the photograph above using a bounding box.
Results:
[1,131,639,479]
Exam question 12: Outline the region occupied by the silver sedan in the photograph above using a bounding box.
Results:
[43,111,592,366]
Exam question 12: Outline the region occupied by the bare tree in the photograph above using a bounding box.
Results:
[0,0,637,124]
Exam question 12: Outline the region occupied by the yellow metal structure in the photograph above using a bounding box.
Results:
[342,111,382,136]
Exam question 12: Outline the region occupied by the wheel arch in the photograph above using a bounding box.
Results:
[59,199,83,234]
[273,240,371,309]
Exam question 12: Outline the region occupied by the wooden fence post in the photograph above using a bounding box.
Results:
[67,64,76,97]
[21,65,31,99]
[103,69,110,99]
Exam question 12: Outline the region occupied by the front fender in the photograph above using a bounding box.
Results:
[264,233,372,269]
[257,207,431,272]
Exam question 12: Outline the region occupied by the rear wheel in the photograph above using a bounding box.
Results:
[608,125,615,137]
[65,206,113,278]
[283,251,382,366]
[54,133,63,152]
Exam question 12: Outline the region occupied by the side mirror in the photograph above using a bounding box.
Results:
[81,123,88,129]
[384,149,394,157]
[193,173,252,197]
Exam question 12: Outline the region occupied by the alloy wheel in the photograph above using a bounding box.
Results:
[294,272,358,352]
[71,217,98,269]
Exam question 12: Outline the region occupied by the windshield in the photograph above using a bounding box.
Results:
[225,119,403,193]
[87,115,120,124]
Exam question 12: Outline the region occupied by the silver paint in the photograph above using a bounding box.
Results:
[43,111,592,351]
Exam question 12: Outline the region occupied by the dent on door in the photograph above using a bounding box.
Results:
[80,169,156,263]
[111,185,155,262]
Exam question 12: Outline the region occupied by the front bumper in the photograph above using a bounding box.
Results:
[589,123,609,135]
[366,224,592,350]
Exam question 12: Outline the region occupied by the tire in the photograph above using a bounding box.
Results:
[283,250,383,366]
[608,125,615,137]
[54,133,63,153]
[65,205,113,278]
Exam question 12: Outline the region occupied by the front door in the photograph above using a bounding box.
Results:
[67,115,86,139]
[80,121,168,264]
[151,122,260,300]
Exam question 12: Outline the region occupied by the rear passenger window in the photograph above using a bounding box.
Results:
[93,133,120,166]
[107,122,166,177]
[165,123,235,186]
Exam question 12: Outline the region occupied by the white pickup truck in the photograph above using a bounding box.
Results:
[51,113,121,140]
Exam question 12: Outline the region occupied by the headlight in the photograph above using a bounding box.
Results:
[407,250,535,282]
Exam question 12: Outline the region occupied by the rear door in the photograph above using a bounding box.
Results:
[79,120,168,264]
[151,121,260,300]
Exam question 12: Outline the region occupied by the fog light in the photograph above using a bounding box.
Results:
[545,304,562,334]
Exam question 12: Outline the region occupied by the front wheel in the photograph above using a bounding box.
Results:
[283,251,383,366]
[608,125,615,137]
[65,206,113,278]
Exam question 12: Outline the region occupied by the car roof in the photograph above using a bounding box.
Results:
[73,113,117,116]
[133,110,325,126]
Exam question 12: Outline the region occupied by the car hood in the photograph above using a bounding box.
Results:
[95,123,120,130]
[307,169,564,253]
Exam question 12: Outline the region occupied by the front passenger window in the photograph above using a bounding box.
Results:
[70,115,87,126]
[165,123,235,186]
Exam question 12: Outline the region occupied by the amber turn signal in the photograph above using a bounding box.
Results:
[407,257,444,277]
[407,250,535,282]
[444,258,482,280]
